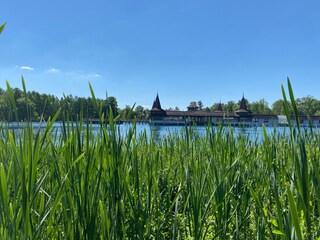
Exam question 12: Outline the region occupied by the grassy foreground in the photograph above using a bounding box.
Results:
[0,80,320,239]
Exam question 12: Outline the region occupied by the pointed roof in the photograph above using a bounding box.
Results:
[217,102,223,111]
[152,94,162,110]
[236,95,252,115]
[239,95,248,110]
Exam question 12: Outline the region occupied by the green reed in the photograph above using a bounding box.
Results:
[1,79,320,239]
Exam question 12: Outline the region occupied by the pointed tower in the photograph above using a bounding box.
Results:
[150,93,166,119]
[152,94,162,110]
[236,95,252,119]
[239,95,248,111]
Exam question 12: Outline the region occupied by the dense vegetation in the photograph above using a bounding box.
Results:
[0,80,320,239]
[0,84,150,122]
[0,85,320,122]
[195,97,320,116]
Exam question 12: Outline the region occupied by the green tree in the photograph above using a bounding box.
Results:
[71,96,86,119]
[204,107,211,112]
[210,102,223,112]
[106,96,118,117]
[224,101,237,113]
[197,100,203,110]
[135,105,145,119]
[272,99,285,115]
[296,96,320,115]
[61,95,74,119]
[121,105,134,119]
[0,88,9,121]
[250,99,272,114]
[13,88,23,100]
[16,97,36,121]
[189,101,197,107]
[143,108,150,119]
[44,94,60,120]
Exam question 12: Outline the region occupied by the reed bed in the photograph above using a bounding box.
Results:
[0,79,320,239]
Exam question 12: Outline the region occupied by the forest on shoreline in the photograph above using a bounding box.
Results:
[0,86,320,122]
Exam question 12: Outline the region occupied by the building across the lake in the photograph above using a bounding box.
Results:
[150,94,320,127]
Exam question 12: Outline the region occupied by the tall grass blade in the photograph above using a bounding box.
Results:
[0,22,6,34]
[287,184,303,240]
[6,81,19,122]
[287,78,300,130]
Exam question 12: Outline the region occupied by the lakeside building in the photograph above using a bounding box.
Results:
[150,94,320,127]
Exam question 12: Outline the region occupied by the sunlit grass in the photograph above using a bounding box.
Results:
[0,79,320,239]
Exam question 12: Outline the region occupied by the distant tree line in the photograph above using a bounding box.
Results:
[0,87,320,122]
[170,96,320,116]
[0,87,149,122]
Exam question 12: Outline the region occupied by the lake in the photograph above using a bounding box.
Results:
[2,121,299,143]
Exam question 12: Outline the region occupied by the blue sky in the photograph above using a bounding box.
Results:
[1,0,320,109]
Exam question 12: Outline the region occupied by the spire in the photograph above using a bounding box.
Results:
[240,95,248,110]
[152,93,162,110]
[217,101,223,111]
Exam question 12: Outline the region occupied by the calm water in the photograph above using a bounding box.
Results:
[1,121,298,143]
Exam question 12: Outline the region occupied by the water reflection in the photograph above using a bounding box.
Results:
[1,122,316,143]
